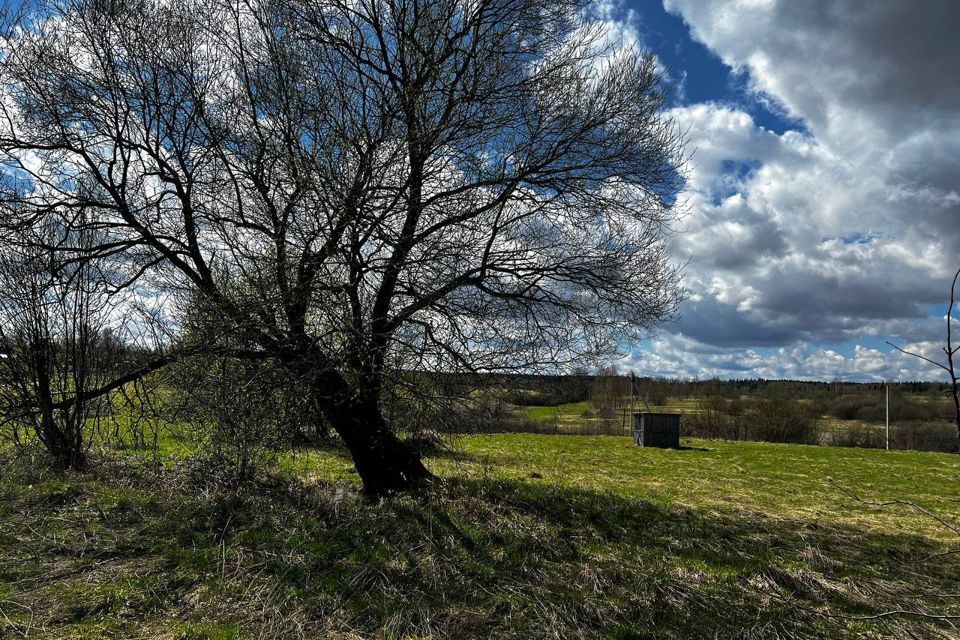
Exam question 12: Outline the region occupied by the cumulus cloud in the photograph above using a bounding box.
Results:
[628,0,960,380]
[664,1,960,137]
[621,332,950,382]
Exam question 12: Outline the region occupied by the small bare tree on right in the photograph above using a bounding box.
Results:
[888,266,960,452]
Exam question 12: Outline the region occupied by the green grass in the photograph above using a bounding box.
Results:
[514,398,704,430]
[2,436,959,638]
[433,436,960,539]
[517,398,701,422]
[520,401,594,421]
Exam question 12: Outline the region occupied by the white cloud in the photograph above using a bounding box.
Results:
[621,333,947,382]
[631,1,960,380]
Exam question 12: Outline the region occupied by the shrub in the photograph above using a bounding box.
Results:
[827,394,947,424]
[827,397,870,421]
[405,429,446,455]
[172,357,294,483]
[686,396,817,445]
[821,420,957,452]
[890,421,958,452]
[823,423,885,449]
[744,399,818,445]
[502,389,546,407]
[596,404,617,420]
[685,396,745,441]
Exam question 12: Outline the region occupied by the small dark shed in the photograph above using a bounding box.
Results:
[632,412,681,448]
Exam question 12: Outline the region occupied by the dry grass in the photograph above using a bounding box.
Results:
[1,436,959,639]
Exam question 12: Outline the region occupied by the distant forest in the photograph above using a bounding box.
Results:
[464,372,953,405]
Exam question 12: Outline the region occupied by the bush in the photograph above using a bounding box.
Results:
[821,420,957,452]
[827,397,865,421]
[823,423,885,449]
[404,429,446,455]
[685,396,743,440]
[827,394,947,423]
[744,399,818,445]
[890,421,958,452]
[502,389,547,407]
[685,396,817,445]
[172,357,295,483]
[596,404,617,420]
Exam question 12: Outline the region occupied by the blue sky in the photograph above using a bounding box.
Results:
[631,1,796,134]
[604,0,960,382]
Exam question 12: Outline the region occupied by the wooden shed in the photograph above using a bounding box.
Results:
[632,412,681,448]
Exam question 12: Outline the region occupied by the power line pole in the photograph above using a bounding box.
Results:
[885,381,890,451]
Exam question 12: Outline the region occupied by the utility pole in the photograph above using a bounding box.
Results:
[885,381,890,451]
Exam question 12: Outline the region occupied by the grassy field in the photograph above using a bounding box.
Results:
[517,398,700,421]
[2,435,959,639]
[511,398,699,433]
[506,395,958,452]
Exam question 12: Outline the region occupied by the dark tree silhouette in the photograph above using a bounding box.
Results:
[0,0,685,494]
[0,215,131,468]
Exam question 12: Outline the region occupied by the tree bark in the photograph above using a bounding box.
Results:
[951,381,960,453]
[298,363,434,497]
[39,413,86,470]
[326,394,434,497]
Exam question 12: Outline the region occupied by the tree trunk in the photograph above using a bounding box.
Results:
[287,345,435,496]
[326,395,434,497]
[296,361,433,497]
[951,381,960,454]
[39,414,86,470]
[50,440,86,470]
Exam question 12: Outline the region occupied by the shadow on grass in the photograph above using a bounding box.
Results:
[1,460,957,640]
[291,436,494,466]
[290,437,353,458]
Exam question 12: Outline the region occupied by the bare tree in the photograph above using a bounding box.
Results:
[0,0,686,495]
[888,266,960,452]
[0,215,124,468]
[590,366,629,419]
